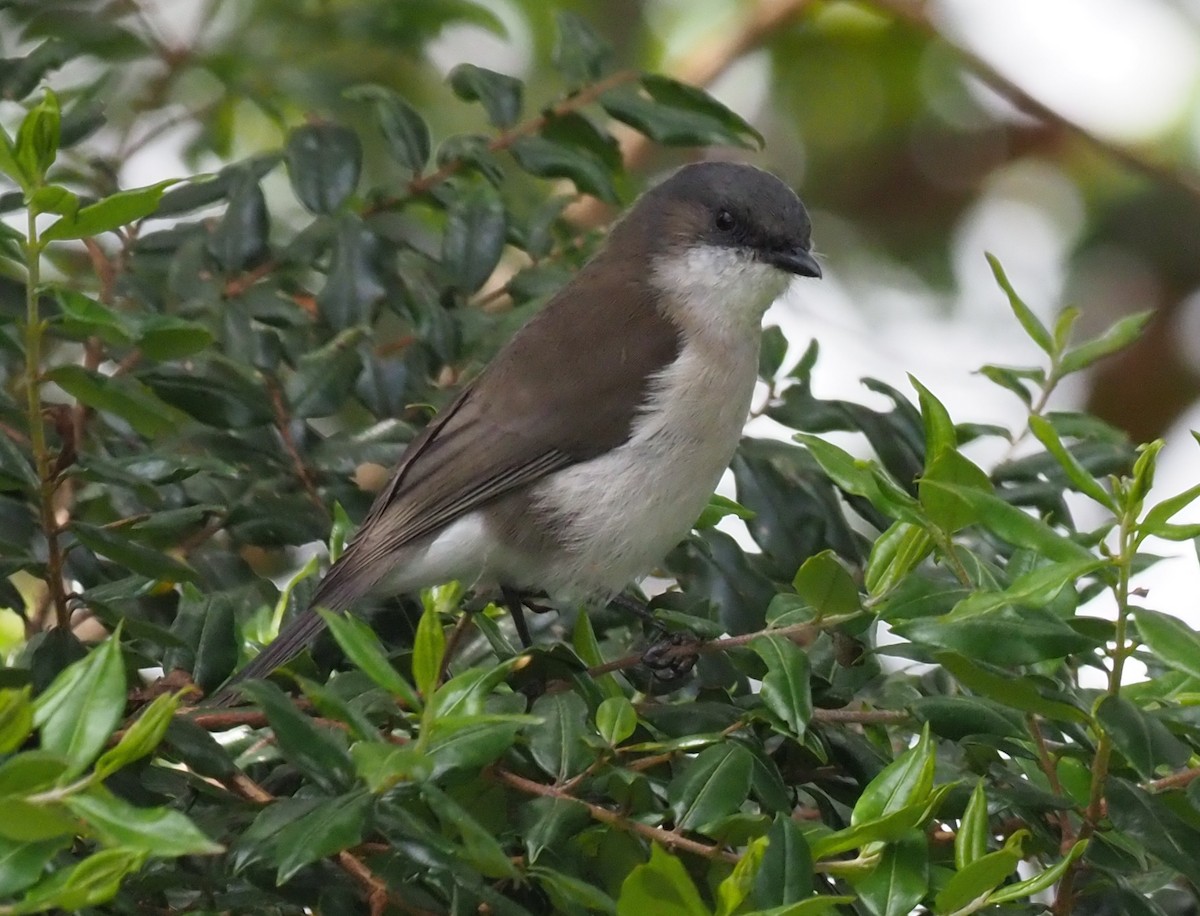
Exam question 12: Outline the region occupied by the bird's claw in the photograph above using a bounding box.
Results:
[640,631,701,682]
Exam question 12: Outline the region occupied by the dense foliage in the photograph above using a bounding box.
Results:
[2,4,1200,915]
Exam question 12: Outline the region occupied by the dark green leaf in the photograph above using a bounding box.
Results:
[317,214,385,330]
[47,365,182,438]
[165,586,239,692]
[936,652,1087,723]
[918,449,992,534]
[530,692,591,781]
[135,315,215,361]
[442,186,506,293]
[751,635,813,737]
[425,714,537,778]
[553,12,613,87]
[944,556,1103,621]
[1132,607,1200,681]
[72,521,197,583]
[346,84,430,172]
[854,833,928,916]
[668,742,753,831]
[273,792,371,883]
[285,326,365,417]
[602,76,763,149]
[320,609,421,708]
[1029,414,1114,508]
[422,784,519,879]
[448,63,523,129]
[852,725,934,826]
[10,847,144,913]
[240,681,354,790]
[141,357,273,428]
[509,135,618,203]
[898,610,1096,665]
[286,122,361,214]
[1097,695,1190,779]
[753,814,814,907]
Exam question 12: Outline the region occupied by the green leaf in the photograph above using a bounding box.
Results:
[134,315,215,361]
[811,788,954,860]
[695,493,756,529]
[751,635,813,737]
[442,185,506,293]
[0,834,69,898]
[933,830,1027,915]
[917,480,1093,562]
[66,786,222,857]
[351,742,431,792]
[1132,607,1200,681]
[918,450,993,534]
[596,696,638,746]
[42,179,179,241]
[553,12,613,88]
[668,742,753,831]
[318,214,385,330]
[448,63,523,129]
[899,610,1096,665]
[273,792,371,883]
[956,781,989,870]
[93,691,179,780]
[852,724,934,826]
[412,599,446,699]
[1060,310,1153,375]
[422,784,520,879]
[716,835,768,916]
[239,681,354,790]
[285,122,361,214]
[943,556,1103,621]
[165,586,239,693]
[602,76,763,149]
[853,833,928,916]
[14,89,60,186]
[865,522,933,598]
[345,84,430,172]
[617,844,709,916]
[47,365,182,438]
[10,847,144,913]
[72,521,197,583]
[985,839,1087,905]
[141,357,274,428]
[1141,479,1200,538]
[977,364,1034,407]
[792,550,859,617]
[0,687,34,754]
[754,814,814,907]
[207,166,269,271]
[910,375,956,462]
[32,626,125,777]
[54,289,131,346]
[29,184,78,217]
[530,692,591,781]
[509,135,618,203]
[285,326,366,417]
[1028,414,1115,509]
[1104,778,1200,886]
[320,609,421,708]
[424,714,538,778]
[0,123,30,191]
[986,253,1053,355]
[1097,695,1190,779]
[936,652,1087,723]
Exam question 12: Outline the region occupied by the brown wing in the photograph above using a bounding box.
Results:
[311,261,680,609]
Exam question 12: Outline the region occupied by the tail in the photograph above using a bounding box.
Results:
[206,607,330,707]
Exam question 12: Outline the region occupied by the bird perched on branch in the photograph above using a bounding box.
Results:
[213,160,821,704]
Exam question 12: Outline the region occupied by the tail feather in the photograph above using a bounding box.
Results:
[207,608,329,707]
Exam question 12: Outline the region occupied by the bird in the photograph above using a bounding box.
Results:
[213,160,821,703]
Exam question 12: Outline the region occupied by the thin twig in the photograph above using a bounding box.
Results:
[265,376,327,515]
[492,767,739,863]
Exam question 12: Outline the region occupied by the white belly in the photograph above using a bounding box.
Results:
[528,335,759,600]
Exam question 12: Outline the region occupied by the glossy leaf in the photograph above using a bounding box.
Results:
[0,687,34,754]
[412,599,446,699]
[753,814,814,907]
[442,186,506,293]
[273,792,372,883]
[616,844,708,916]
[854,833,928,916]
[1132,607,1200,681]
[1097,694,1190,779]
[596,696,638,746]
[346,83,430,171]
[509,135,618,202]
[530,691,591,781]
[286,122,361,214]
[956,781,990,870]
[66,787,222,857]
[669,742,754,831]
[239,681,354,790]
[93,691,180,780]
[986,253,1053,355]
[791,550,859,618]
[320,609,421,708]
[32,627,125,777]
[1060,310,1153,375]
[933,831,1027,915]
[42,179,178,242]
[751,635,813,737]
[448,63,523,128]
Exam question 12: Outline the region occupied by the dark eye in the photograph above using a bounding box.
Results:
[714,209,735,232]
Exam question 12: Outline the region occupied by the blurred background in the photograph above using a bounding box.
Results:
[11,0,1200,627]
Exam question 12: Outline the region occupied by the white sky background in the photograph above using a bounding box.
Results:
[121,0,1200,679]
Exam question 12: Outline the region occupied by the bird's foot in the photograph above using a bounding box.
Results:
[640,630,701,682]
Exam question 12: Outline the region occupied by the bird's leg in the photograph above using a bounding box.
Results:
[608,591,702,682]
[500,585,534,648]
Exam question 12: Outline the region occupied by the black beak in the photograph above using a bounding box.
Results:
[768,246,822,278]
